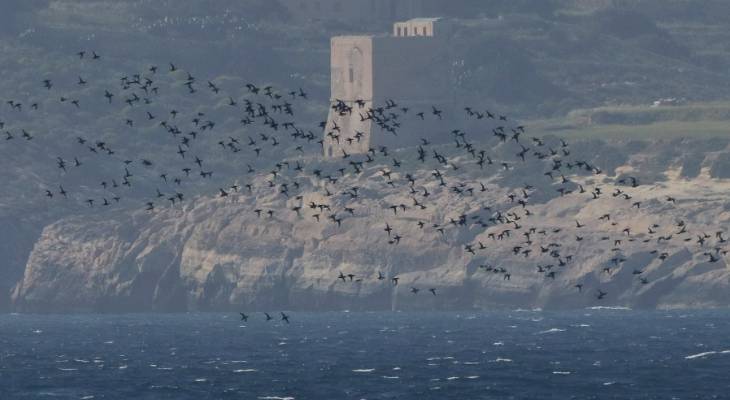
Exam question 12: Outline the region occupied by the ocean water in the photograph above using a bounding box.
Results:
[1,310,729,399]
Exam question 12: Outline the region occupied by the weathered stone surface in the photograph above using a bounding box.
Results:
[11,140,730,312]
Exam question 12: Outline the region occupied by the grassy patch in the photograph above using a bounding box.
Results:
[528,102,730,139]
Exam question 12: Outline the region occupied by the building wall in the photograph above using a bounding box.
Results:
[394,19,436,37]
[330,36,374,102]
[324,36,374,157]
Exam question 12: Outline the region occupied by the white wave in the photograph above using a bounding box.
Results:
[194,378,207,382]
[493,358,512,363]
[81,396,95,400]
[537,328,566,334]
[234,369,258,373]
[586,306,631,310]
[74,359,90,363]
[465,376,479,379]
[57,368,78,371]
[685,351,717,359]
[258,397,295,400]
[382,376,400,379]
[118,365,128,369]
[463,361,480,365]
[352,368,375,373]
[552,371,571,375]
[493,341,504,346]
[446,376,459,380]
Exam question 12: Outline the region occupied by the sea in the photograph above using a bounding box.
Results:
[1,309,729,399]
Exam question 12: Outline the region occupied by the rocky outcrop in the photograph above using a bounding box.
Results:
[11,139,730,312]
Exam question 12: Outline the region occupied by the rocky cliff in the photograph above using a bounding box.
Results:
[10,137,730,312]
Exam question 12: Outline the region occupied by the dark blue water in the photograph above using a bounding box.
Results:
[1,309,729,399]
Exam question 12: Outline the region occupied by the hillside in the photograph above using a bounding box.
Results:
[12,137,730,311]
[3,0,730,311]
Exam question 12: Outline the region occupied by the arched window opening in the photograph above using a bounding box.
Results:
[347,47,363,89]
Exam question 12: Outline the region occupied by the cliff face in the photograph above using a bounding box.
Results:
[10,138,730,312]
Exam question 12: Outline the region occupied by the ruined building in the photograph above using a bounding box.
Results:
[323,18,454,158]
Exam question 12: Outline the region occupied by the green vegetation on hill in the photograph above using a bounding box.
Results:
[529,102,730,139]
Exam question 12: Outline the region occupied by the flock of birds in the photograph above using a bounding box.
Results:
[2,49,728,323]
[320,102,728,299]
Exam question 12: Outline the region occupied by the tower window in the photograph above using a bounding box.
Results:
[347,47,362,85]
[397,26,401,36]
[423,26,427,35]
[403,26,408,36]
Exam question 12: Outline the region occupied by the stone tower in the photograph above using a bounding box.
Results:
[323,18,453,158]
